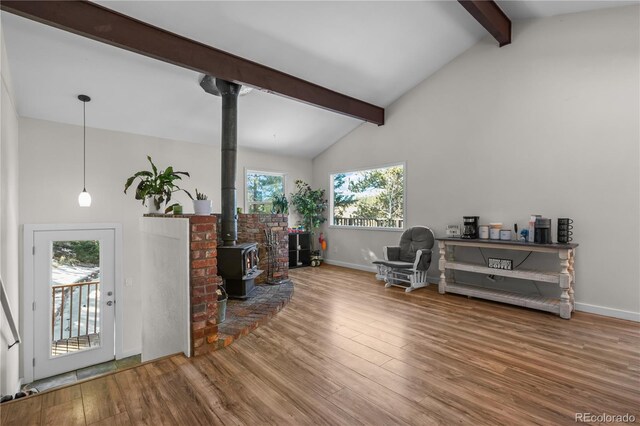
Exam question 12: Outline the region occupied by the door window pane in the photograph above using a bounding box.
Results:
[50,241,101,356]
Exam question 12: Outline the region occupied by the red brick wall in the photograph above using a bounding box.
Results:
[189,215,223,356]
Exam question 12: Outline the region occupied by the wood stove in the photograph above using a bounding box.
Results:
[218,243,262,299]
[200,76,263,298]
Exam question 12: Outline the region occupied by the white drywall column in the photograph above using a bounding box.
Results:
[1,22,21,395]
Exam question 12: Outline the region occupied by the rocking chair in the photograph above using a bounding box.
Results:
[373,226,435,292]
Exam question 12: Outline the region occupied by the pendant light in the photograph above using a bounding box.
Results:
[77,94,92,207]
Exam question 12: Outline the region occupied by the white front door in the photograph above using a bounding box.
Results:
[32,229,116,380]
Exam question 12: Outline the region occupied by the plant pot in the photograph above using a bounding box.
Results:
[217,287,228,324]
[217,298,227,323]
[147,201,161,214]
[193,200,212,215]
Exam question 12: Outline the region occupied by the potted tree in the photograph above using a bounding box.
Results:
[192,189,213,215]
[124,156,192,213]
[289,180,328,255]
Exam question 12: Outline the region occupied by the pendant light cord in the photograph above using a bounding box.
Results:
[83,100,86,191]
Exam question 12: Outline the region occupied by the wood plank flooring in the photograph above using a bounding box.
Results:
[2,265,639,425]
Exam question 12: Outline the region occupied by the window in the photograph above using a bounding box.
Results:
[330,163,405,229]
[245,170,286,214]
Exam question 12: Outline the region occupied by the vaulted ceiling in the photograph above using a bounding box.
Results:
[1,1,635,158]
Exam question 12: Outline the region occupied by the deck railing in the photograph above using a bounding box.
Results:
[333,217,403,228]
[51,280,100,342]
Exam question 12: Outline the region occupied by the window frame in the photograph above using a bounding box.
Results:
[329,161,407,232]
[244,168,287,214]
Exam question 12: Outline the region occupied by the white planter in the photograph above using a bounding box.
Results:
[147,201,161,214]
[193,200,212,215]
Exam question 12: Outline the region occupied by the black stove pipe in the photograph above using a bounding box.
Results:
[215,79,241,247]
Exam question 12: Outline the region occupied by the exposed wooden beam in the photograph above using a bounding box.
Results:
[458,0,511,47]
[0,1,385,125]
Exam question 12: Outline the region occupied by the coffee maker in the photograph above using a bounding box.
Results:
[534,217,552,244]
[462,216,479,239]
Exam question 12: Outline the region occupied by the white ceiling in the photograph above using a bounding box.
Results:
[1,1,636,158]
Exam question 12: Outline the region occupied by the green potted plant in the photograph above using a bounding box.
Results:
[290,180,327,251]
[271,193,289,214]
[192,189,212,215]
[124,156,192,213]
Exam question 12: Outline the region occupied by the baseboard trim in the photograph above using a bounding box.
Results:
[116,348,142,360]
[574,303,639,322]
[324,259,377,273]
[323,259,639,322]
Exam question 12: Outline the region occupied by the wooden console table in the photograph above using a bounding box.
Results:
[436,238,578,319]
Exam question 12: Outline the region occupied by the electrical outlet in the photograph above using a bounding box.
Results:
[125,278,133,287]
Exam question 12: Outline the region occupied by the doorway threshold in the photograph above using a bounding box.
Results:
[22,355,141,393]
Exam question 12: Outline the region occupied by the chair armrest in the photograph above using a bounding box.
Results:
[384,246,401,261]
[413,249,433,271]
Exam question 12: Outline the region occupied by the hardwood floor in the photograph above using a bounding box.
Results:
[3,265,639,425]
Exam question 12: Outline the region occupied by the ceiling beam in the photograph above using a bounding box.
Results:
[0,0,385,125]
[458,0,511,47]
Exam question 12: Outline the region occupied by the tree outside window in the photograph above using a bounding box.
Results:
[246,170,286,214]
[331,164,404,229]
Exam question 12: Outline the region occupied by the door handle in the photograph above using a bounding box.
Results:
[106,301,114,306]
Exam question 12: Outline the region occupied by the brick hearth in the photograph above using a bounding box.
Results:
[216,281,294,349]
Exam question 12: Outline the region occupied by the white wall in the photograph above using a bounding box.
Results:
[19,117,312,361]
[140,217,190,362]
[0,24,21,395]
[313,6,640,319]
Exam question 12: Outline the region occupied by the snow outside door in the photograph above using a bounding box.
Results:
[32,229,115,380]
